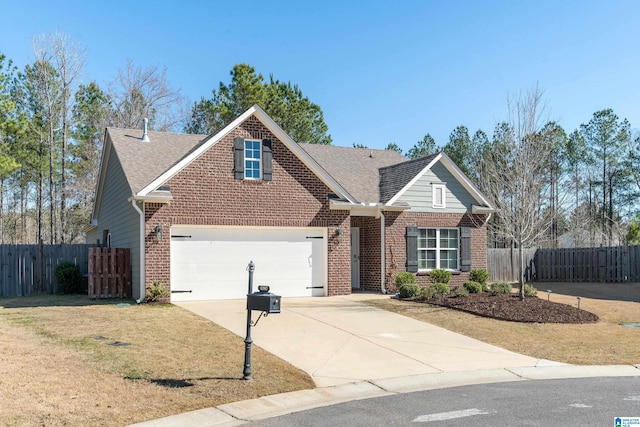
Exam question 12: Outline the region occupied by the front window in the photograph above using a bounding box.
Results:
[418,228,459,270]
[244,140,261,179]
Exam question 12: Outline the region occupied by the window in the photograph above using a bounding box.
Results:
[417,228,458,270]
[234,137,273,181]
[432,183,446,208]
[244,140,262,179]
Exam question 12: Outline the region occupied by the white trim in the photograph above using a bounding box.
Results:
[89,129,112,222]
[137,105,355,203]
[243,139,262,180]
[130,198,146,304]
[417,227,460,271]
[432,183,446,209]
[386,153,441,206]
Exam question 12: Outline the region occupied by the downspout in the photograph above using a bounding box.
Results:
[131,199,146,303]
[379,208,386,294]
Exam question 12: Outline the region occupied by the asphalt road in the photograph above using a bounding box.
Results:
[249,377,640,426]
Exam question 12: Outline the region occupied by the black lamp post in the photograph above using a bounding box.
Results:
[243,260,255,380]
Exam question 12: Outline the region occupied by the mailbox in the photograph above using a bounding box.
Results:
[247,286,281,313]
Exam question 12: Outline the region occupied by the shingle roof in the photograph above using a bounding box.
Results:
[106,126,412,203]
[299,144,408,203]
[379,153,439,203]
[107,127,206,194]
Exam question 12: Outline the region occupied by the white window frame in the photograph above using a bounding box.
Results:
[432,183,446,209]
[244,139,262,180]
[417,227,459,271]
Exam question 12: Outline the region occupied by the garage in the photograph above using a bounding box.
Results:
[169,226,327,301]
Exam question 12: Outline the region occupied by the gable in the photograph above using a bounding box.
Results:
[384,152,493,213]
[138,105,354,203]
[395,161,479,212]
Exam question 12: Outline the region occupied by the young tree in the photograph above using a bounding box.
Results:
[407,133,437,159]
[476,85,554,299]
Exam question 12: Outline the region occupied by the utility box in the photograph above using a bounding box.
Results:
[247,289,281,313]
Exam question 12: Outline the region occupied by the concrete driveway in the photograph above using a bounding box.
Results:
[176,294,550,388]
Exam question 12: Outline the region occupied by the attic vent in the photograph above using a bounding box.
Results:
[157,186,170,192]
[141,118,150,142]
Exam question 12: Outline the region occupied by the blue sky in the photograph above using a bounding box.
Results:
[1,0,639,153]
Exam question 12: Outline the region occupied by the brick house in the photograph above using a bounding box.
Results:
[84,105,494,302]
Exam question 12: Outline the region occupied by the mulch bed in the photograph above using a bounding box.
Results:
[415,293,599,324]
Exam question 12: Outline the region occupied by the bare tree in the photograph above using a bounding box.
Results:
[34,33,85,243]
[109,59,186,131]
[476,84,556,299]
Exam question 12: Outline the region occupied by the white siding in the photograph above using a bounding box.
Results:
[398,162,477,213]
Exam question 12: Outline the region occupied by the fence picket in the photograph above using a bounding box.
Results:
[0,244,97,297]
[489,245,640,283]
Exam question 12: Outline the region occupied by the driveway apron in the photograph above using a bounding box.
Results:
[176,294,541,387]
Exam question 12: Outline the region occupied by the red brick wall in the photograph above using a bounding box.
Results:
[143,115,351,296]
[384,211,488,291]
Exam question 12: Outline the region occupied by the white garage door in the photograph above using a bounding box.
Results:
[170,226,327,301]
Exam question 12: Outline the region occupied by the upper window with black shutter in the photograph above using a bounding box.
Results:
[233,137,272,181]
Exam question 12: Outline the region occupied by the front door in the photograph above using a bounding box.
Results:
[351,227,360,289]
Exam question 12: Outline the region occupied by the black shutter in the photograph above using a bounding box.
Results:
[233,137,244,180]
[460,227,471,272]
[262,139,272,181]
[406,226,418,273]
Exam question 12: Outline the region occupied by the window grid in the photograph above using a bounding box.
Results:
[244,140,261,179]
[417,228,459,270]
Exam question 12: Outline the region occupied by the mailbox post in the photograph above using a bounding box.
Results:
[243,261,281,380]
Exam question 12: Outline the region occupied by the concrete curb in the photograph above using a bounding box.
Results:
[128,364,640,426]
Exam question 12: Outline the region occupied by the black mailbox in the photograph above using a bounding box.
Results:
[247,288,281,313]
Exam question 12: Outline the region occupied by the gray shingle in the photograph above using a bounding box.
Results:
[299,144,408,203]
[379,153,439,203]
[107,127,206,194]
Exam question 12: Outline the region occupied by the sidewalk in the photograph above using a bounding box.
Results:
[129,294,640,426]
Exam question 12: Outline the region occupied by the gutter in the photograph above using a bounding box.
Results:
[379,208,387,294]
[130,198,146,304]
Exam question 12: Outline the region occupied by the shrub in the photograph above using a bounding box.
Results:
[430,282,450,296]
[429,269,451,284]
[397,283,419,298]
[489,281,513,296]
[395,272,416,287]
[463,281,483,294]
[54,262,83,294]
[524,284,538,297]
[469,269,490,286]
[146,281,170,302]
[416,286,435,301]
[454,286,469,297]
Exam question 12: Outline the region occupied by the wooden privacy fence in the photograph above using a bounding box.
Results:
[88,247,132,298]
[487,248,537,282]
[0,244,95,297]
[488,245,640,283]
[535,245,640,283]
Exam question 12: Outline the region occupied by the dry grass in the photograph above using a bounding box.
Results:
[0,295,314,427]
[363,291,640,366]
